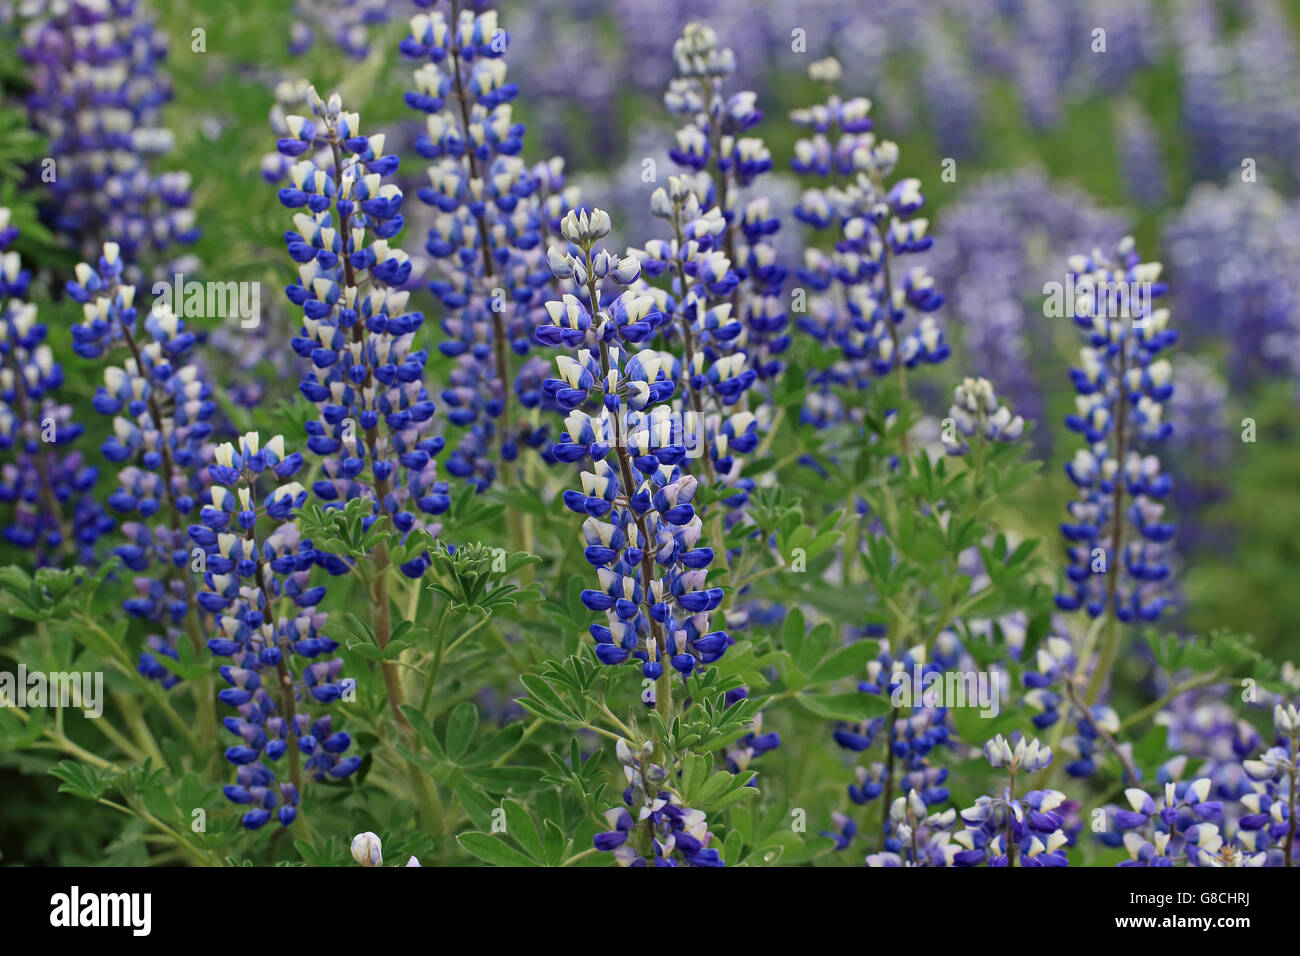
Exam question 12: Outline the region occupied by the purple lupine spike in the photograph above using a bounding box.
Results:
[1115,99,1167,208]
[539,206,735,696]
[66,239,217,684]
[1162,180,1300,386]
[943,377,1026,456]
[0,208,112,567]
[19,0,198,262]
[275,85,449,578]
[788,56,948,432]
[1056,237,1177,624]
[1173,0,1300,191]
[399,1,578,490]
[593,738,724,867]
[195,431,358,829]
[834,640,960,827]
[916,167,1131,457]
[288,0,396,59]
[646,22,784,498]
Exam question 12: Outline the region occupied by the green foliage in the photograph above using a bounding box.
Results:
[1,0,1296,871]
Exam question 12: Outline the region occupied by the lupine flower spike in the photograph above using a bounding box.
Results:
[653,23,787,496]
[1057,236,1176,625]
[789,56,948,430]
[400,0,577,490]
[65,240,216,686]
[956,735,1073,867]
[593,737,724,867]
[0,209,111,566]
[194,431,360,828]
[540,207,732,713]
[945,377,1025,455]
[275,85,450,580]
[20,0,198,261]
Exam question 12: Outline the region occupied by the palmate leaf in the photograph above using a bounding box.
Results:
[463,722,525,767]
[661,691,763,753]
[0,564,113,622]
[543,739,608,817]
[517,653,606,729]
[446,483,505,528]
[809,639,879,685]
[424,541,542,614]
[676,752,759,813]
[295,499,393,559]
[792,691,890,723]
[444,701,478,762]
[48,760,114,802]
[462,765,547,794]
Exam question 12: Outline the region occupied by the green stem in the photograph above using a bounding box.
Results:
[77,615,200,751]
[492,718,544,767]
[1119,671,1223,731]
[371,545,411,731]
[1086,613,1121,707]
[441,614,490,656]
[419,603,455,714]
[95,798,219,867]
[111,691,164,766]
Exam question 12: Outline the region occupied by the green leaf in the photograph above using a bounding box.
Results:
[454,785,498,832]
[457,831,536,867]
[793,692,889,722]
[464,765,546,794]
[501,800,546,863]
[398,706,445,760]
[444,702,479,762]
[464,722,524,766]
[810,640,878,685]
[48,760,112,801]
[781,607,806,663]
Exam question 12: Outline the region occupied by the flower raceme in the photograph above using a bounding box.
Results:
[944,377,1026,455]
[275,85,451,577]
[20,0,198,261]
[191,431,360,829]
[629,178,767,496]
[661,22,790,395]
[400,0,578,489]
[646,25,784,512]
[788,56,948,429]
[593,737,724,867]
[539,207,733,700]
[984,733,1054,773]
[0,209,111,566]
[1056,237,1177,622]
[65,240,216,685]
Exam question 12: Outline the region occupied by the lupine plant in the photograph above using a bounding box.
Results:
[1,208,110,567]
[1,2,1298,877]
[19,0,198,265]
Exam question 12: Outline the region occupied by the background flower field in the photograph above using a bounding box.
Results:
[0,0,1298,868]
